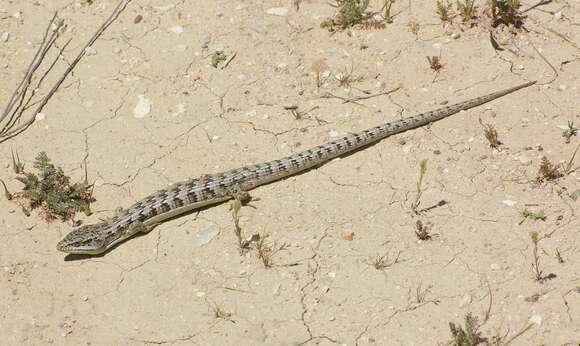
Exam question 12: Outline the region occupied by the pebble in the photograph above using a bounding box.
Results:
[341,230,354,241]
[194,223,220,246]
[529,314,542,326]
[84,46,97,55]
[558,84,568,91]
[266,7,289,16]
[190,71,201,81]
[328,130,339,138]
[133,95,151,118]
[169,25,184,34]
[1,32,9,42]
[35,112,46,121]
[450,32,460,39]
[502,199,516,207]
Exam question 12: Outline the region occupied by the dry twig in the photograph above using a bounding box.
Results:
[0,0,132,143]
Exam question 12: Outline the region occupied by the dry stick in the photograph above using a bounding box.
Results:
[0,0,132,143]
[20,39,73,114]
[0,13,59,125]
[2,38,71,134]
[530,43,558,84]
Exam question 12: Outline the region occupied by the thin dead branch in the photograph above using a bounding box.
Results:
[0,0,132,143]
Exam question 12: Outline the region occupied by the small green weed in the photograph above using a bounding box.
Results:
[519,209,546,225]
[562,121,578,144]
[321,0,386,31]
[456,0,477,22]
[436,0,454,23]
[490,0,524,28]
[449,312,487,346]
[536,156,562,182]
[10,152,94,222]
[411,159,427,214]
[479,119,501,149]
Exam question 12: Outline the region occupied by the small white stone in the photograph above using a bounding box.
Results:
[554,11,562,20]
[327,272,336,278]
[196,291,206,297]
[212,135,219,141]
[266,7,289,16]
[490,263,499,270]
[451,32,460,39]
[529,314,542,325]
[328,130,339,137]
[1,32,9,42]
[133,95,152,118]
[502,199,516,207]
[515,64,525,70]
[170,25,184,34]
[35,112,46,121]
[84,46,97,55]
[194,223,219,246]
[558,84,567,91]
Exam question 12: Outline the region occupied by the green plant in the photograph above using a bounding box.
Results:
[490,0,524,28]
[230,198,245,250]
[371,250,401,270]
[519,209,546,225]
[449,312,487,346]
[334,62,363,88]
[411,159,427,213]
[536,156,562,182]
[479,119,501,149]
[427,55,443,72]
[456,0,477,22]
[12,152,94,222]
[11,149,24,173]
[415,220,432,240]
[562,121,578,143]
[211,51,227,68]
[382,0,396,23]
[530,231,544,282]
[436,0,454,23]
[255,232,287,268]
[321,0,386,31]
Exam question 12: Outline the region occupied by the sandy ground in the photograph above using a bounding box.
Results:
[1,0,579,345]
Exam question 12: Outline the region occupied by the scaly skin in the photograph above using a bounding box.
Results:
[57,81,536,255]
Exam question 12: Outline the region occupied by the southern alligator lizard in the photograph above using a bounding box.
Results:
[57,81,535,255]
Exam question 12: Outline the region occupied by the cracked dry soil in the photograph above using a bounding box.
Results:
[1,1,579,345]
